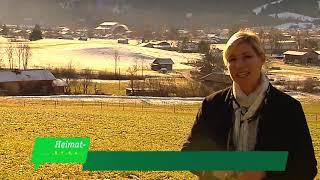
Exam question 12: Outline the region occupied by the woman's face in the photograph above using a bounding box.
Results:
[226,42,264,93]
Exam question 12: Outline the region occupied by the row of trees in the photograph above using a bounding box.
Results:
[0,24,42,41]
[0,43,32,70]
[127,77,211,97]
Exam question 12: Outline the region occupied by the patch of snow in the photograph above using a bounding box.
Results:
[0,36,8,42]
[52,79,67,87]
[269,12,320,22]
[21,39,198,72]
[274,22,315,30]
[4,95,204,105]
[253,4,268,15]
[270,0,283,5]
[252,0,283,15]
[5,92,320,104]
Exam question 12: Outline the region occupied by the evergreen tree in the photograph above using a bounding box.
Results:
[29,24,43,41]
[198,41,210,54]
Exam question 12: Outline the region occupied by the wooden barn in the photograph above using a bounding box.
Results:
[283,50,320,65]
[199,71,232,91]
[0,69,66,95]
[118,39,129,44]
[151,58,174,72]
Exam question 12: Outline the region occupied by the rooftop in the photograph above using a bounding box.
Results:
[283,51,307,56]
[0,69,56,83]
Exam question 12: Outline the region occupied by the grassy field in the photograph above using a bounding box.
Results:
[0,39,199,72]
[0,99,319,179]
[270,60,320,77]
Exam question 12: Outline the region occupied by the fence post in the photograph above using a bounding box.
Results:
[173,104,176,113]
[24,100,25,107]
[100,102,102,109]
[122,103,124,111]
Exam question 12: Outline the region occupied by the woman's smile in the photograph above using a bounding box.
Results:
[236,71,250,78]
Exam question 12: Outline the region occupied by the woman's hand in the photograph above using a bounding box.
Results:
[238,171,266,180]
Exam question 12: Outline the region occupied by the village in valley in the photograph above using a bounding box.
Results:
[0,21,320,99]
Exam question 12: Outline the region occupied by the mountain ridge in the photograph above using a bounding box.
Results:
[0,0,319,28]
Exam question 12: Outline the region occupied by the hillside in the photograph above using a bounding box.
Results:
[0,0,319,28]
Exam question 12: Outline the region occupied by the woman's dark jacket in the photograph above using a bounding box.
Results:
[181,85,317,180]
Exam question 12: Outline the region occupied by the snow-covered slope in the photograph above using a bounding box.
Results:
[274,22,315,30]
[269,12,320,22]
[252,0,283,15]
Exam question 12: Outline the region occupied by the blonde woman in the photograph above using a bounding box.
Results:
[182,30,317,180]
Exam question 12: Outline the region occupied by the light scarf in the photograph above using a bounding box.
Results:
[232,73,270,151]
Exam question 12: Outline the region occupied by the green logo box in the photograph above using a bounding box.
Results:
[31,137,90,170]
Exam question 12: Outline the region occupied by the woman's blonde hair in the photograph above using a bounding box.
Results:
[223,30,265,65]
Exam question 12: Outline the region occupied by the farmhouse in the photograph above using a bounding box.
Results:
[153,41,172,50]
[263,40,298,54]
[199,71,232,91]
[151,58,174,72]
[95,21,129,35]
[0,69,66,95]
[283,50,320,65]
[139,41,172,50]
[118,39,129,44]
[181,42,199,53]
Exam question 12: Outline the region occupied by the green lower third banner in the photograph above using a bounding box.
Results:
[82,151,288,171]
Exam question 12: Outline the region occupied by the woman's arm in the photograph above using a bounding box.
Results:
[267,101,317,180]
[181,98,219,151]
[181,98,226,179]
[287,101,317,179]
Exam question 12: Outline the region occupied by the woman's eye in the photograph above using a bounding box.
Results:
[228,58,236,62]
[244,55,252,59]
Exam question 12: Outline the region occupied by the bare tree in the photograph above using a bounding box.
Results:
[141,58,146,82]
[113,50,120,77]
[269,29,283,55]
[258,28,266,51]
[5,44,14,69]
[296,30,301,50]
[15,43,24,69]
[127,65,138,95]
[22,44,32,70]
[263,58,272,75]
[64,61,76,94]
[0,45,3,68]
[81,68,92,94]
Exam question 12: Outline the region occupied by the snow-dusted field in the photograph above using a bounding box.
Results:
[4,90,320,105]
[4,95,204,105]
[269,12,320,22]
[0,39,201,72]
